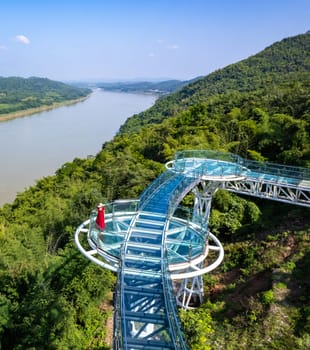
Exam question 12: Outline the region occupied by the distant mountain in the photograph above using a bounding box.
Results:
[0,76,91,116]
[120,32,310,133]
[71,79,199,95]
[96,79,194,95]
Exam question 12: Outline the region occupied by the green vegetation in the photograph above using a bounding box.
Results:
[180,229,310,349]
[0,32,309,348]
[120,32,310,137]
[0,77,91,117]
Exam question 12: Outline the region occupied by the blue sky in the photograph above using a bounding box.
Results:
[0,0,309,82]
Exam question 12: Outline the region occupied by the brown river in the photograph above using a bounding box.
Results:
[0,89,155,205]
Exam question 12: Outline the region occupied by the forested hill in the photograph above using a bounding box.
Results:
[0,76,91,116]
[97,79,191,95]
[0,33,309,349]
[120,32,310,133]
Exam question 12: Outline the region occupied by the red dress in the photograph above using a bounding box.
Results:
[96,205,105,231]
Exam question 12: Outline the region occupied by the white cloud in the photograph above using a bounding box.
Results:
[167,44,179,50]
[0,45,7,50]
[148,52,155,57]
[16,35,30,44]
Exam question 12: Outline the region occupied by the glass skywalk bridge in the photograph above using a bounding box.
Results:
[75,150,310,350]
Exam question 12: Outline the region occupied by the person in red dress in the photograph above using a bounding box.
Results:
[96,203,105,231]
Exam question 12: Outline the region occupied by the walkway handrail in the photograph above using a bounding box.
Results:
[98,199,139,215]
[174,149,243,164]
[113,255,123,350]
[162,248,189,350]
[139,171,174,210]
[174,149,310,181]
[168,157,246,179]
[168,176,200,216]
[244,159,310,181]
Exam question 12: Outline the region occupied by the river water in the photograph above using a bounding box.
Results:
[0,89,156,206]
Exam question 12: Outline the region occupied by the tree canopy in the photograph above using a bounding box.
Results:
[0,77,91,116]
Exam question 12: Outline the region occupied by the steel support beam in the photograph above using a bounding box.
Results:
[223,179,310,207]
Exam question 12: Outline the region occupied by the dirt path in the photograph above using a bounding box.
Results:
[105,314,114,348]
[100,292,114,348]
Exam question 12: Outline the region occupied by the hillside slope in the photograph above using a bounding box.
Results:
[0,76,91,117]
[120,32,310,134]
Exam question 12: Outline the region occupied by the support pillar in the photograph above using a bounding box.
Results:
[176,264,204,310]
[192,180,220,226]
[176,180,221,309]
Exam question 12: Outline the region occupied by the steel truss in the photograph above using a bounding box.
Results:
[175,265,204,310]
[223,178,310,207]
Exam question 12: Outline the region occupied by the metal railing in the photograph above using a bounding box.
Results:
[139,171,174,210]
[244,158,310,181]
[113,258,124,350]
[168,176,200,216]
[100,199,139,215]
[174,149,243,164]
[162,248,189,350]
[171,158,246,179]
[174,149,310,181]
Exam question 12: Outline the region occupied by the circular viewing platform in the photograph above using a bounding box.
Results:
[75,200,224,279]
[165,149,248,181]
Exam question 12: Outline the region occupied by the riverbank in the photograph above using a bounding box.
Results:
[0,94,91,123]
[0,90,155,206]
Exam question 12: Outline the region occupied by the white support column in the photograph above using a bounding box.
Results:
[192,180,220,226]
[176,265,204,310]
[176,180,221,309]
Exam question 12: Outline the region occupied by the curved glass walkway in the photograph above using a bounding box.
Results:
[75,150,310,349]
